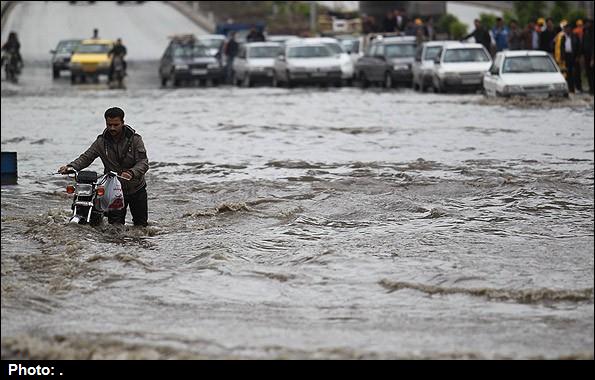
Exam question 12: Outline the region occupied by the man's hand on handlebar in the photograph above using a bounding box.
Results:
[58,165,73,174]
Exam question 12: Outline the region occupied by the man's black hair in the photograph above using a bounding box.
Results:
[104,107,125,121]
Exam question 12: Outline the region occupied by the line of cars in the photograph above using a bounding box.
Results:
[51,32,569,98]
[51,38,114,83]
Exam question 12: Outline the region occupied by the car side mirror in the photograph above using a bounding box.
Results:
[50,50,56,54]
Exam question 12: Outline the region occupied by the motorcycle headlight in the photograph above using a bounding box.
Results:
[75,184,93,196]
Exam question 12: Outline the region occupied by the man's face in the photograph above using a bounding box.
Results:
[106,117,124,137]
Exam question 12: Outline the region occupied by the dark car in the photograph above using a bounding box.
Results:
[50,39,81,79]
[355,36,417,88]
[159,35,224,87]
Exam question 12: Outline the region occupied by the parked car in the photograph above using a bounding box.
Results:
[69,39,113,84]
[159,35,224,87]
[483,50,568,98]
[233,42,282,87]
[273,40,342,87]
[412,40,450,92]
[50,39,81,79]
[430,42,492,93]
[355,36,417,88]
[302,37,354,84]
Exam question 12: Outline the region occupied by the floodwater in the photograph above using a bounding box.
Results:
[1,63,593,359]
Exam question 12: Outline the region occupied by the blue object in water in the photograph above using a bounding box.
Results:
[1,151,18,185]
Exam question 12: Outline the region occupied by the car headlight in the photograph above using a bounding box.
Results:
[551,83,567,90]
[393,64,409,71]
[174,64,189,70]
[249,66,265,72]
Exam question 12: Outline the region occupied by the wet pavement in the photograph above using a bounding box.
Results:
[1,59,594,359]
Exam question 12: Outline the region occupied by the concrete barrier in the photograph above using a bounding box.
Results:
[164,1,216,33]
[1,1,17,34]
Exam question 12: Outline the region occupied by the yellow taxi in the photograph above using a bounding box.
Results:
[69,39,114,83]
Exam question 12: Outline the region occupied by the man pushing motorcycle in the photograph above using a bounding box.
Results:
[59,107,149,226]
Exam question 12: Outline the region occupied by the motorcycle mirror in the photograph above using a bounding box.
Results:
[96,187,105,197]
[66,185,75,194]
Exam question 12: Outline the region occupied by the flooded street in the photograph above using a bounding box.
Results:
[1,61,594,359]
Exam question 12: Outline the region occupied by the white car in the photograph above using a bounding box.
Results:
[430,42,492,93]
[412,40,451,92]
[483,50,569,98]
[273,40,343,87]
[302,37,354,83]
[232,42,282,87]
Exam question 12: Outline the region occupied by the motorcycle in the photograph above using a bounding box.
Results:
[61,168,127,225]
[109,55,126,89]
[1,51,19,84]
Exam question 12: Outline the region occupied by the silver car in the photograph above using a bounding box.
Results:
[412,41,450,92]
[273,40,343,87]
[233,42,282,87]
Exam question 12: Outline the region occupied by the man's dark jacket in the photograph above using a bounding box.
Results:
[68,125,149,195]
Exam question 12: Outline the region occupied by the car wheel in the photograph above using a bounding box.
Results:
[272,75,279,87]
[359,73,368,88]
[242,75,251,88]
[161,76,167,87]
[70,74,77,84]
[285,71,293,88]
[384,73,393,89]
[53,68,60,79]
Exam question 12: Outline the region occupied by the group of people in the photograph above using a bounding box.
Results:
[362,9,436,43]
[464,17,594,95]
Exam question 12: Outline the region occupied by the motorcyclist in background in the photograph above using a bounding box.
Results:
[108,38,127,81]
[1,31,24,73]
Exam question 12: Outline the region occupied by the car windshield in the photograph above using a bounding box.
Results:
[423,46,442,61]
[173,44,209,58]
[323,42,344,54]
[76,44,110,54]
[443,48,490,63]
[502,56,558,73]
[385,43,416,58]
[340,39,359,53]
[287,45,332,58]
[198,39,223,49]
[248,46,281,58]
[56,41,80,54]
